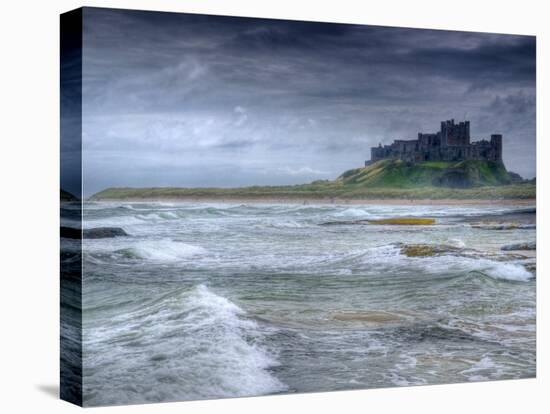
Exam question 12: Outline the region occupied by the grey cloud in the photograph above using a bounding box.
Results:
[80,7,536,195]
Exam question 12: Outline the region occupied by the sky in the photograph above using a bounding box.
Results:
[81,7,536,195]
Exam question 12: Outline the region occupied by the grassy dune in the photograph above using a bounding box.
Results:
[91,160,535,201]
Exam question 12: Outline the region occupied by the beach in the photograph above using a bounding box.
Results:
[87,196,536,206]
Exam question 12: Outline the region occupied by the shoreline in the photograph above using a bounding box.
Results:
[87,196,536,206]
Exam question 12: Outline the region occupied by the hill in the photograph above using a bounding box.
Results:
[90,160,535,201]
[337,160,512,188]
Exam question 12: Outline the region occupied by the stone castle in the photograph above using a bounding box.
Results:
[366,119,502,166]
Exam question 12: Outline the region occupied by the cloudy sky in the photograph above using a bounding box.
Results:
[81,7,536,195]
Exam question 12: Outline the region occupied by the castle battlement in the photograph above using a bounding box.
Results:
[366,119,502,166]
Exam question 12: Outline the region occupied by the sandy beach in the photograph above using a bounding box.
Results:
[90,196,536,206]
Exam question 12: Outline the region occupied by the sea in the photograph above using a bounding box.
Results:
[64,202,536,406]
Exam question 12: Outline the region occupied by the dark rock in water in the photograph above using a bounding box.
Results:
[320,217,435,226]
[524,263,536,275]
[61,226,129,239]
[60,227,81,239]
[462,208,536,228]
[501,242,536,251]
[391,323,481,344]
[471,222,535,230]
[400,244,461,257]
[320,219,370,226]
[84,227,128,239]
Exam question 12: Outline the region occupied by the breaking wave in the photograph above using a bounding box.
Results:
[83,284,286,406]
[114,240,206,262]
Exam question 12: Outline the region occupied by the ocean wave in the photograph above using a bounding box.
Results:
[404,251,533,283]
[114,240,206,262]
[83,284,286,405]
[334,244,534,283]
[459,355,499,381]
[332,208,373,218]
[447,238,466,248]
[83,215,146,227]
[135,212,179,221]
[479,262,533,282]
[263,219,308,229]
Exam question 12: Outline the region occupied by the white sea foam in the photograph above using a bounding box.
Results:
[358,244,533,282]
[120,240,206,262]
[83,284,286,405]
[481,262,533,282]
[460,356,499,381]
[265,219,306,229]
[332,208,372,218]
[447,238,466,248]
[160,211,179,219]
[419,255,533,282]
[83,215,146,227]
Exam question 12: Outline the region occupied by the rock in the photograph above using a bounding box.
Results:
[400,243,460,257]
[320,217,436,226]
[319,219,368,226]
[61,226,129,239]
[471,222,535,230]
[501,242,536,251]
[84,227,128,239]
[60,227,81,239]
[368,217,436,225]
[462,209,535,228]
[333,311,403,323]
[524,263,536,275]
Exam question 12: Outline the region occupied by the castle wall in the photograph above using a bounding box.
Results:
[367,120,502,165]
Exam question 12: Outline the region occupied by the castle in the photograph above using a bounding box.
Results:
[366,119,503,166]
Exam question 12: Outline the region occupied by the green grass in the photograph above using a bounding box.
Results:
[337,160,512,188]
[90,160,535,201]
[91,182,535,201]
[419,161,452,168]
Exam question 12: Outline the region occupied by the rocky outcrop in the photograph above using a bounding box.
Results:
[320,217,435,226]
[368,218,435,225]
[61,226,129,239]
[471,223,535,230]
[400,244,460,257]
[60,227,80,239]
[332,311,404,323]
[501,242,536,251]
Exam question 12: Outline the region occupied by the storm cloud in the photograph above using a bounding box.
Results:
[81,7,536,195]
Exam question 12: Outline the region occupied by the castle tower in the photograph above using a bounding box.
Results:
[440,119,470,146]
[490,134,503,161]
[463,121,470,145]
[440,120,451,146]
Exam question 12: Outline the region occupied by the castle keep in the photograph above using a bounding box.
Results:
[366,119,503,165]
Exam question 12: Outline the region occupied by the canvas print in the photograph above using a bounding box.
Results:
[60,7,536,407]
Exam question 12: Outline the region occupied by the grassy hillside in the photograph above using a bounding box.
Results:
[91,159,535,201]
[337,160,511,188]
